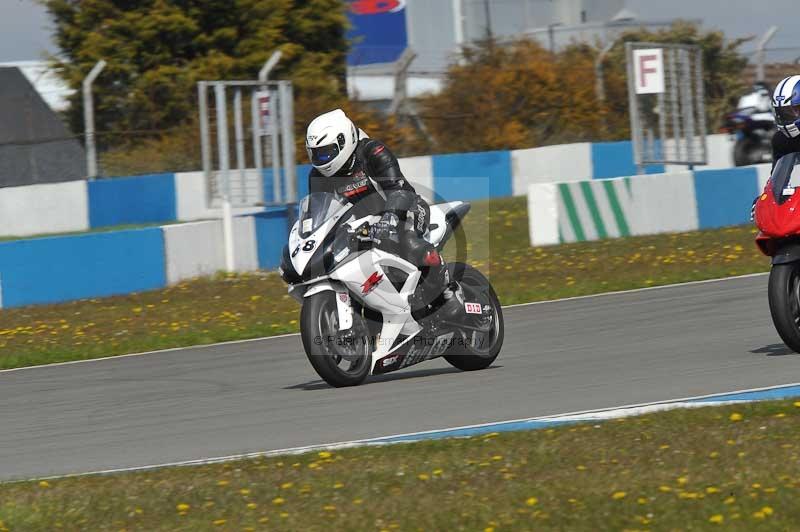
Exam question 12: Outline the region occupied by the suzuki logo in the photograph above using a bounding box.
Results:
[361,271,384,295]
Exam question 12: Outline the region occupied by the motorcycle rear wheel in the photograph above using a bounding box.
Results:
[300,291,370,387]
[443,262,504,371]
[768,262,800,353]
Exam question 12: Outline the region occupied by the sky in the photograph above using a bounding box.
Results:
[0,0,797,62]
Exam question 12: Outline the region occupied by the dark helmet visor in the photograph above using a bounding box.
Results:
[308,143,340,166]
[775,104,800,126]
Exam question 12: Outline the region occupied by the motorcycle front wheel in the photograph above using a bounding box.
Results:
[768,262,800,353]
[300,291,371,387]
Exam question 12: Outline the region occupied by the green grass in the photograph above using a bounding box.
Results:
[0,196,770,369]
[3,399,800,530]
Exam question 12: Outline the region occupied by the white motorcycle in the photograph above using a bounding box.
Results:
[280,192,504,387]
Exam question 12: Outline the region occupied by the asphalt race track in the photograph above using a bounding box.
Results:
[1,273,797,481]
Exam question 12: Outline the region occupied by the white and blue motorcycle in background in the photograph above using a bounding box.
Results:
[280,192,504,387]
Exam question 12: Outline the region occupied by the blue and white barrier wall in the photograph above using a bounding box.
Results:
[0,209,289,309]
[528,164,770,246]
[0,134,738,239]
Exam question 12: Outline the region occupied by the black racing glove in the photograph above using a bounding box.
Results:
[370,212,400,246]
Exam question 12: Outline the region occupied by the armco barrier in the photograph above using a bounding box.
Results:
[0,228,166,308]
[527,166,772,246]
[163,217,259,284]
[0,180,88,238]
[693,167,760,230]
[0,134,744,239]
[432,150,512,201]
[88,173,176,228]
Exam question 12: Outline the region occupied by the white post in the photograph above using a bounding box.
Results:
[259,50,283,82]
[594,41,615,103]
[756,26,778,82]
[452,0,464,45]
[82,60,106,179]
[259,51,283,203]
[215,83,236,272]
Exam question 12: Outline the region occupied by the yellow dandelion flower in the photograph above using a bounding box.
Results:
[677,476,688,485]
[38,480,50,488]
[491,455,503,461]
[239,488,250,495]
[576,465,587,471]
[272,497,285,505]
[525,497,538,506]
[247,503,257,510]
[333,481,344,489]
[706,486,720,494]
[176,503,190,512]
[709,514,724,524]
[612,491,627,500]
[709,451,720,459]
[324,505,336,512]
[318,451,332,459]
[637,497,648,504]
[417,473,429,481]
[762,506,774,516]
[729,412,743,422]
[724,496,736,504]
[353,498,363,505]
[753,511,765,519]
[280,512,289,518]
[213,519,226,526]
[433,468,443,476]
[217,480,229,486]
[280,482,293,489]
[659,486,672,492]
[794,401,800,407]
[258,517,269,523]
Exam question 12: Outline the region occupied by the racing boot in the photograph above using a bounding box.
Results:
[421,249,465,323]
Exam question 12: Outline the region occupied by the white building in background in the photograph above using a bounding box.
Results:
[0,60,73,112]
[347,0,676,103]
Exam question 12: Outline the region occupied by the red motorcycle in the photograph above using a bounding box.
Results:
[754,153,800,351]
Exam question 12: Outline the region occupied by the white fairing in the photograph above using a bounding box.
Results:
[427,201,465,247]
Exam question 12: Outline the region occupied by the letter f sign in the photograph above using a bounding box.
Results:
[633,48,664,94]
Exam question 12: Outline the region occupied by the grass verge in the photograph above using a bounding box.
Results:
[2,399,799,530]
[0,196,769,369]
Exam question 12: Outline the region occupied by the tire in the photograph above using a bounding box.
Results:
[443,263,504,371]
[768,263,800,353]
[300,291,370,387]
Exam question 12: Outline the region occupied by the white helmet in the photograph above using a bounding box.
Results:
[305,109,359,177]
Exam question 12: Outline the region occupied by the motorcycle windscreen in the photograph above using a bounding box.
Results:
[297,192,349,238]
[756,152,800,237]
[771,152,800,204]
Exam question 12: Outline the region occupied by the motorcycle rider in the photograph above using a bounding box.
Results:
[771,75,800,168]
[304,109,464,321]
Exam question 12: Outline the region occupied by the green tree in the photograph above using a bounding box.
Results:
[43,0,349,150]
[419,22,749,153]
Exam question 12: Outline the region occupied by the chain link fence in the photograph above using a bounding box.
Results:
[626,42,708,172]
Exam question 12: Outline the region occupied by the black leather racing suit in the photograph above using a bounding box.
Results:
[772,130,800,170]
[308,138,449,308]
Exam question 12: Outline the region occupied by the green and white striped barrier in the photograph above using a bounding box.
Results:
[528,172,699,246]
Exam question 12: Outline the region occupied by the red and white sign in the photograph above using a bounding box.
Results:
[255,90,272,132]
[465,302,482,314]
[633,48,665,95]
